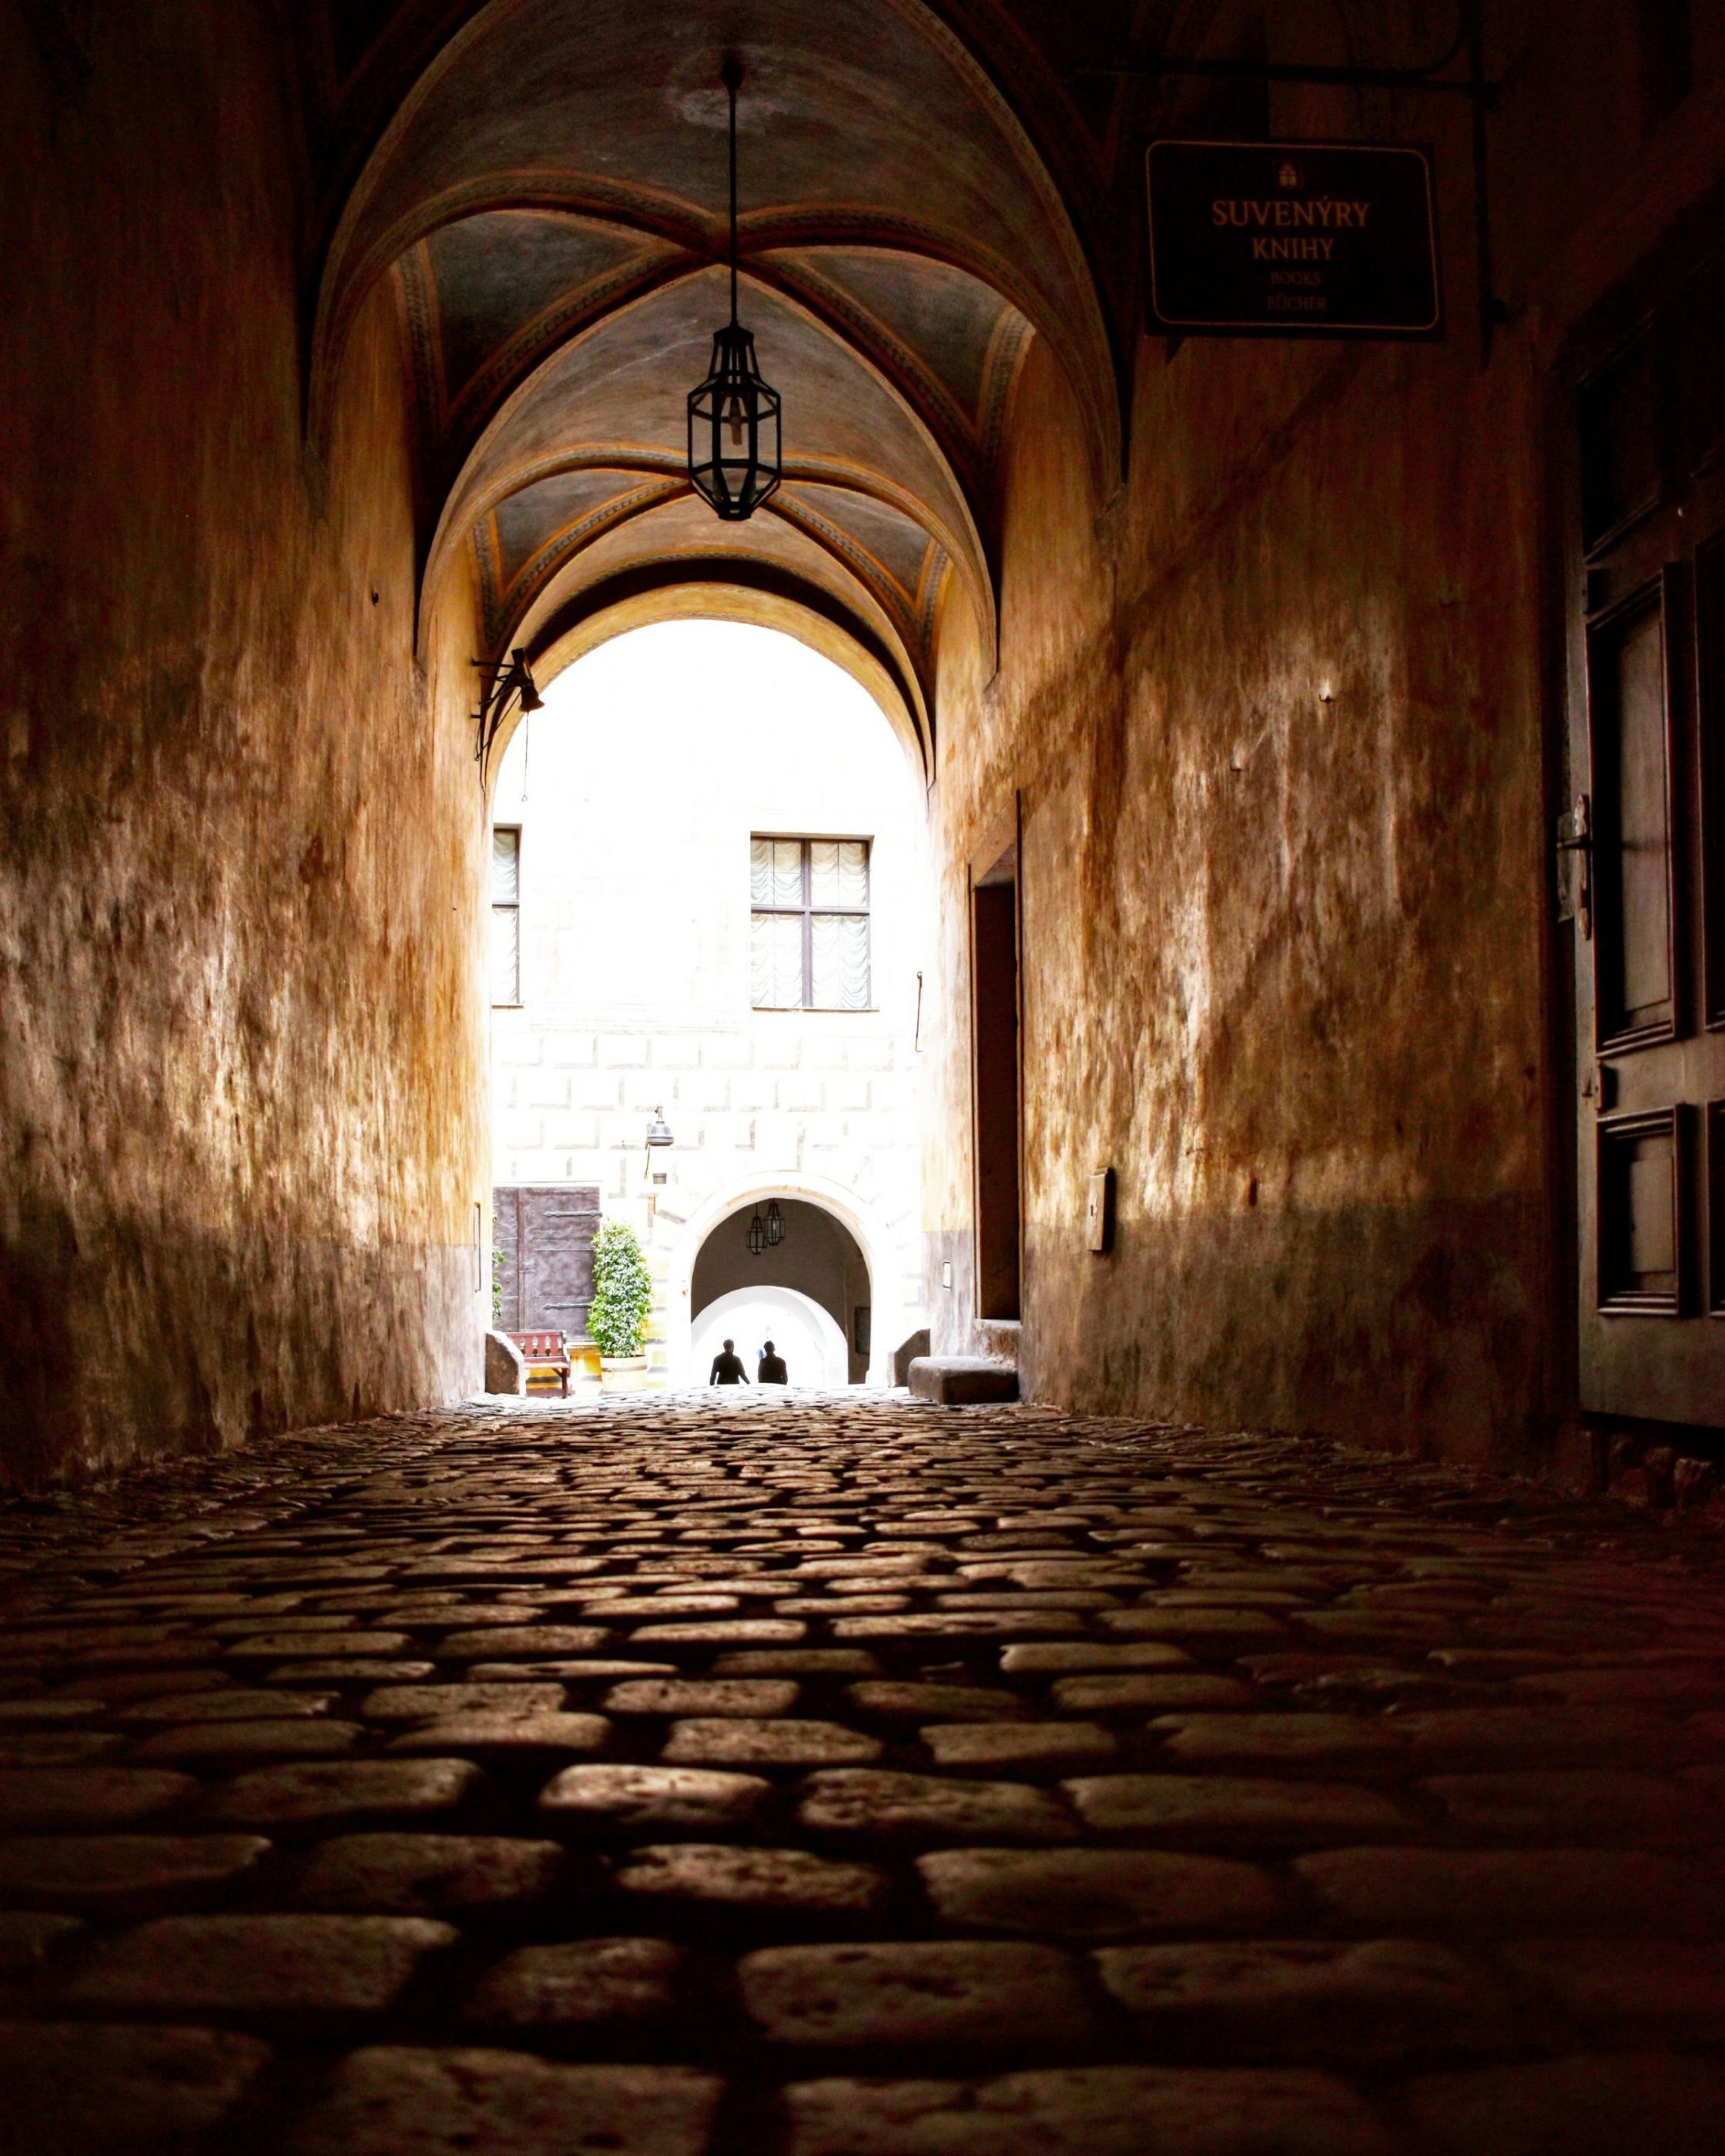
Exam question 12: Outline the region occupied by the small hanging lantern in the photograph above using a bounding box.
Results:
[764,1198,785,1247]
[687,56,782,521]
[748,1207,768,1257]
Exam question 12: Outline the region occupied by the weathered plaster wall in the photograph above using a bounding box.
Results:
[0,2,488,1481]
[927,166,1554,1468]
[924,0,1725,1471]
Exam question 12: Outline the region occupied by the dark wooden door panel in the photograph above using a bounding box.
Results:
[1710,1102,1725,1315]
[1567,229,1725,1428]
[1597,1109,1686,1313]
[1698,531,1725,1028]
[972,877,1020,1324]
[1588,581,1677,1049]
[495,1185,600,1337]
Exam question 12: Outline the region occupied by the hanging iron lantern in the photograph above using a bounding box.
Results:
[764,1199,785,1247]
[748,1208,768,1257]
[687,56,782,521]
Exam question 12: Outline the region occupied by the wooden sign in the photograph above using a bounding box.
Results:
[1146,139,1442,340]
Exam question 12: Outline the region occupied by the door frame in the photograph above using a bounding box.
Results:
[1549,190,1725,1445]
[969,795,1023,1327]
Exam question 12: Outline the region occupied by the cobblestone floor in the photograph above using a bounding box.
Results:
[3,1393,1725,2153]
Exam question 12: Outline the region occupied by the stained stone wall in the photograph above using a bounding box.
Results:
[0,1,489,1481]
[922,25,1725,1471]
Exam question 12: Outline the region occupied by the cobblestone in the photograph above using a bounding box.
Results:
[61,1912,456,2020]
[292,1832,567,1913]
[286,2049,722,2156]
[739,1940,1095,2052]
[459,1936,688,2030]
[615,1842,893,1913]
[0,2020,273,2152]
[2,1391,1725,2150]
[0,1833,272,1913]
[914,1847,1281,1940]
[1094,1937,1512,2063]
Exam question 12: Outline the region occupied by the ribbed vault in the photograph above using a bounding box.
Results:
[304,0,1127,772]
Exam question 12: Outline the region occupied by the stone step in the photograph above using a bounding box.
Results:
[907,1356,1020,1404]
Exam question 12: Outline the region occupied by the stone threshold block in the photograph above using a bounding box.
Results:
[907,1358,1019,1405]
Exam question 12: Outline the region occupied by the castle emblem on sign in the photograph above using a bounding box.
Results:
[1278,160,1303,189]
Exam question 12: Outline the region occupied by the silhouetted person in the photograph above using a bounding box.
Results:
[709,1337,749,1385]
[758,1339,788,1384]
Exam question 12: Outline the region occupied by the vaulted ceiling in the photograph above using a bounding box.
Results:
[300,0,1180,764]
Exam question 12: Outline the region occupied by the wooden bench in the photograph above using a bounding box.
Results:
[509,1331,571,1397]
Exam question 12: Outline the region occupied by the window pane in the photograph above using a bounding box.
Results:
[810,839,868,909]
[491,827,520,903]
[752,909,804,1007]
[811,912,869,1008]
[752,837,802,909]
[491,902,520,1003]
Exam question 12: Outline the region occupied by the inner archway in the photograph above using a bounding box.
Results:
[691,1284,849,1388]
[692,1197,872,1384]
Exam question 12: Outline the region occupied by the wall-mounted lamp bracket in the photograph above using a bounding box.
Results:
[473,648,543,766]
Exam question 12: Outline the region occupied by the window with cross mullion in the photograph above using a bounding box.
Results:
[750,835,871,1009]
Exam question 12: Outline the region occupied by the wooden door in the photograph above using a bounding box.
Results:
[492,1185,600,1339]
[1565,239,1725,1428]
[972,851,1021,1324]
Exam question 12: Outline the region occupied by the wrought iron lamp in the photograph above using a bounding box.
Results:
[473,648,542,764]
[645,1109,675,1186]
[748,1207,768,1257]
[764,1198,785,1247]
[687,56,781,521]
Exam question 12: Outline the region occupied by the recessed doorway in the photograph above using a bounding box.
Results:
[972,841,1022,1323]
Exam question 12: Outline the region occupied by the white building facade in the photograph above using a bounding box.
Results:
[487,621,929,1386]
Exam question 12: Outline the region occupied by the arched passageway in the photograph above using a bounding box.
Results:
[17,0,1725,2144]
[310,0,1122,784]
[13,0,1725,1596]
[692,1199,873,1384]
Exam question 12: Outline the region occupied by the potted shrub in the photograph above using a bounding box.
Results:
[588,1219,653,1386]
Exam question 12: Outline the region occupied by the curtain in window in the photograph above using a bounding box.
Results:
[751,909,803,1007]
[810,839,867,909]
[750,836,803,909]
[492,828,520,902]
[811,910,869,1008]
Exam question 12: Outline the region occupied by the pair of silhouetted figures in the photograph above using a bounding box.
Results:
[709,1337,788,1385]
